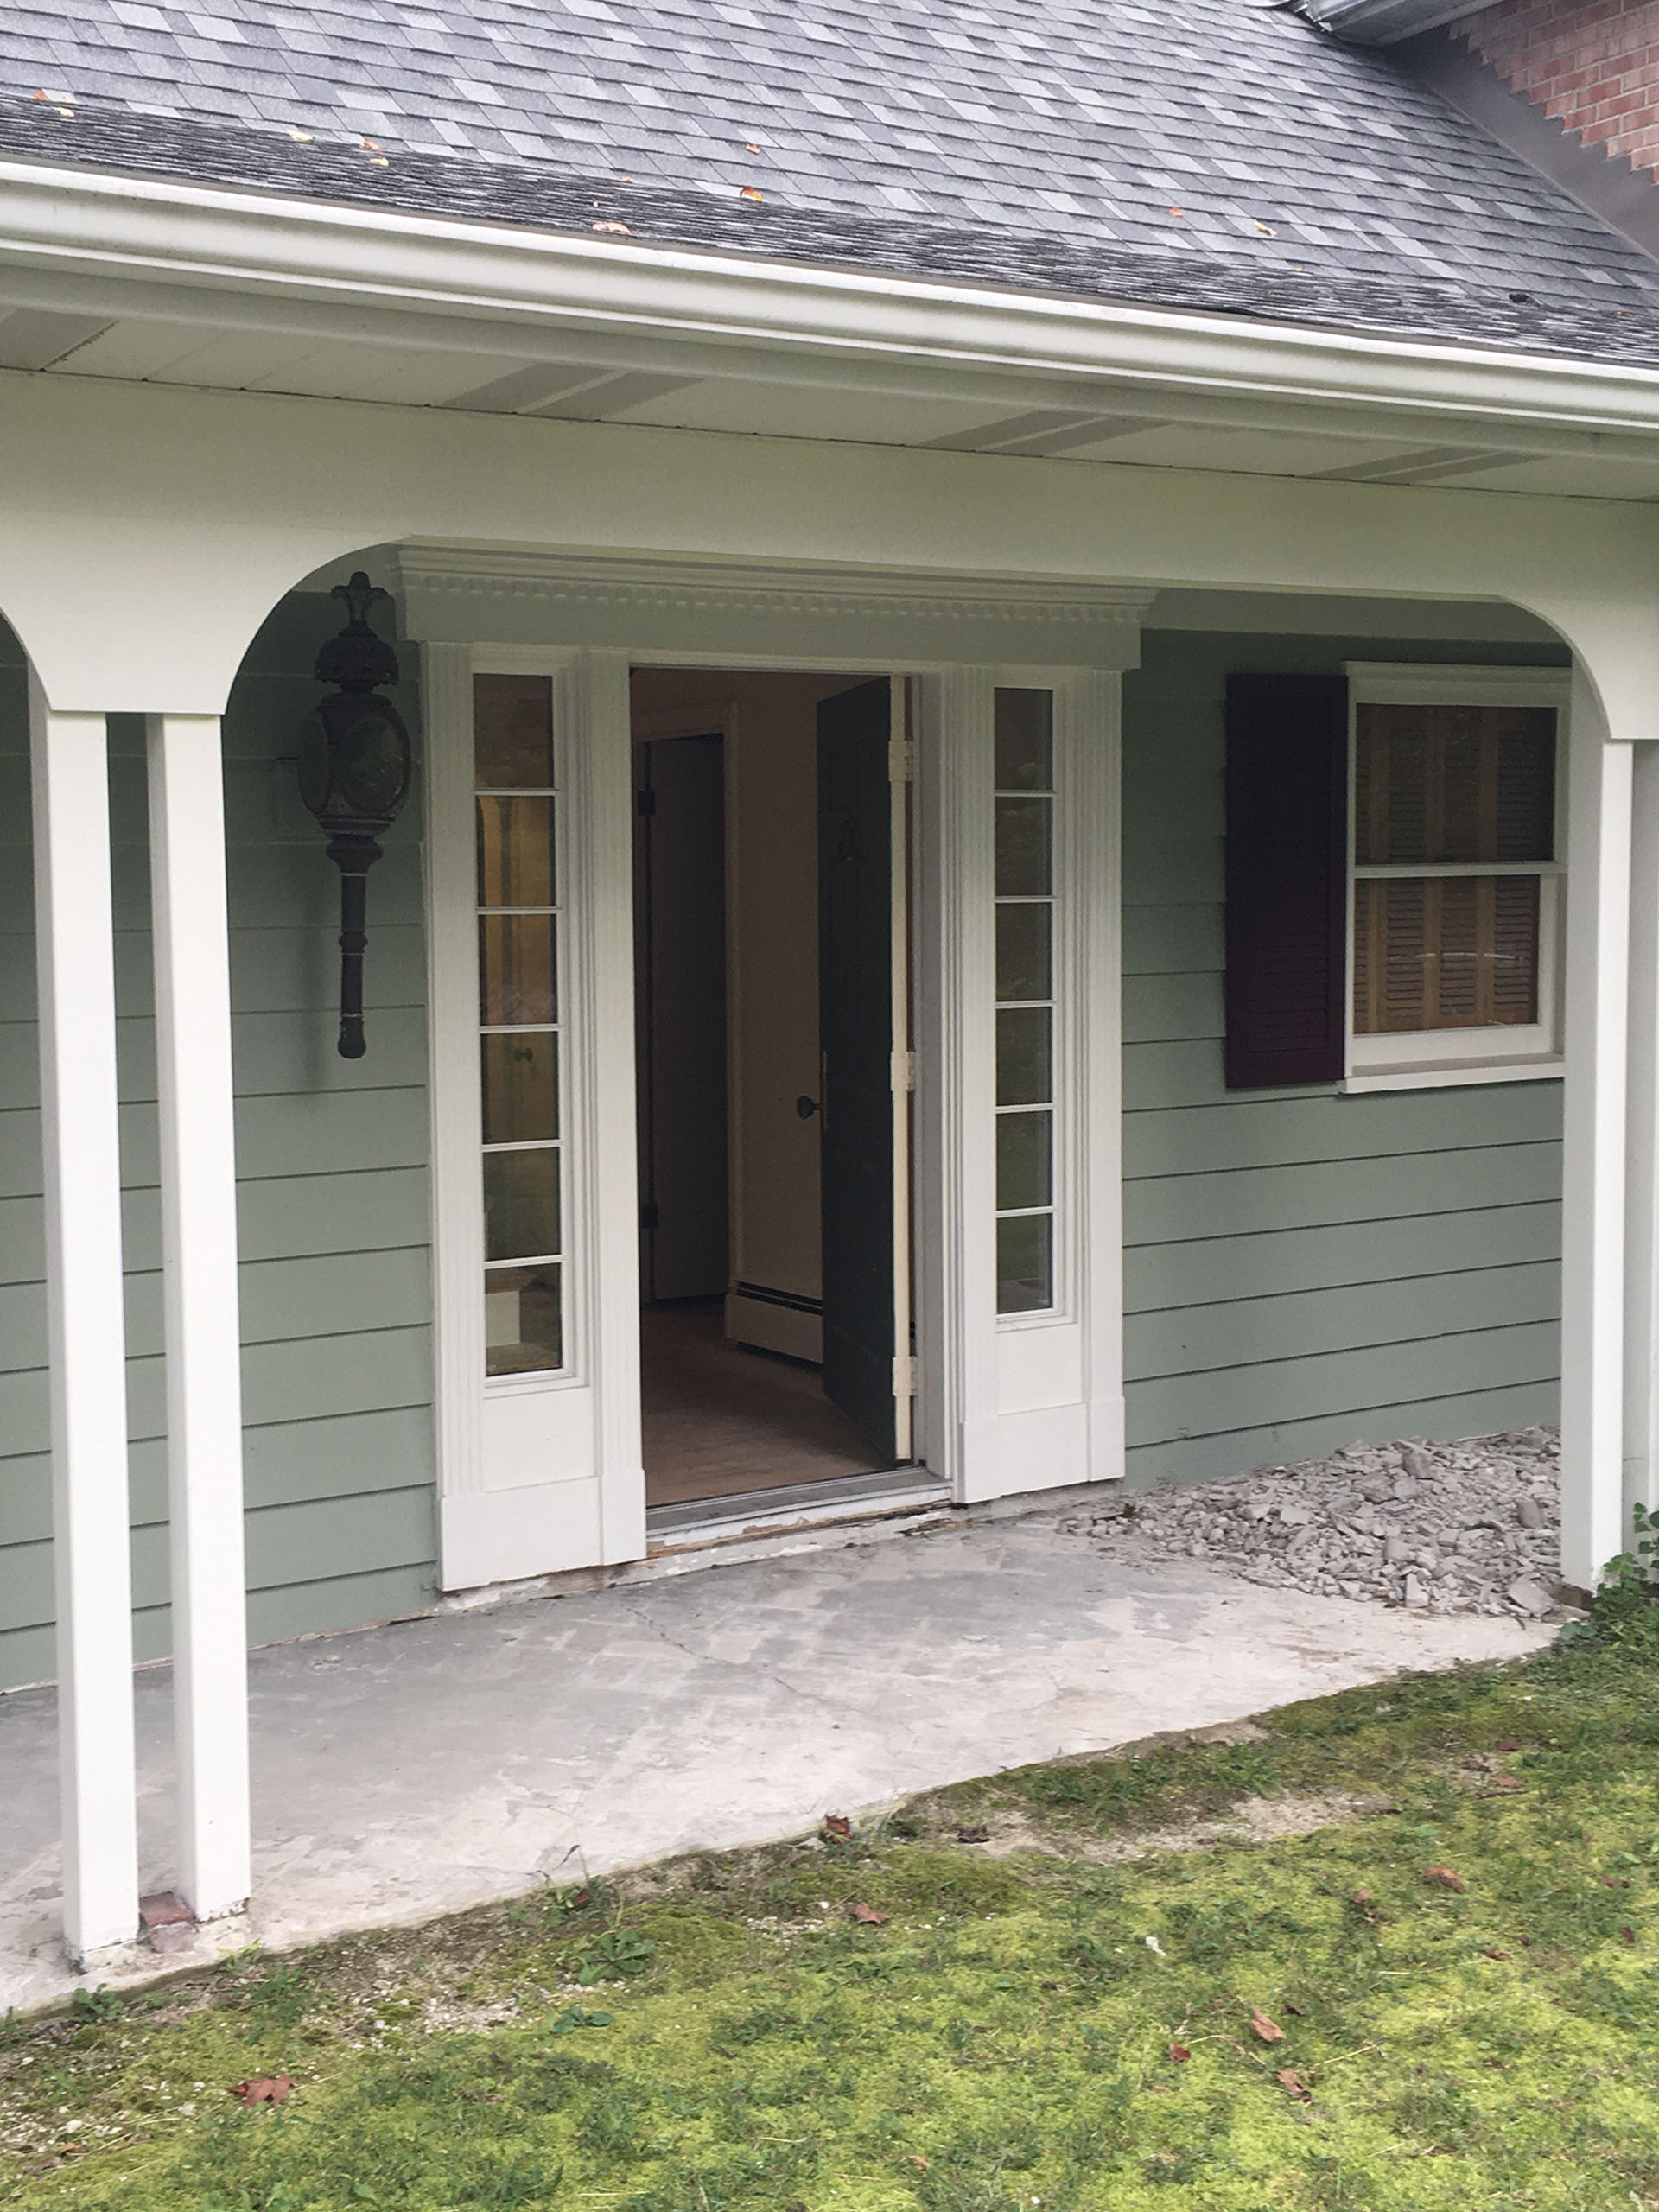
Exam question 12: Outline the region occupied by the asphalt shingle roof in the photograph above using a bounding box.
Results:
[1,0,1657,361]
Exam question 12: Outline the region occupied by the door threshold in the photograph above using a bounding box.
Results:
[646,1465,950,1553]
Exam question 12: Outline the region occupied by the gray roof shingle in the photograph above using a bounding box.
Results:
[1,0,1657,361]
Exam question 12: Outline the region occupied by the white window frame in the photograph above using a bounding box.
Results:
[1342,662,1570,1094]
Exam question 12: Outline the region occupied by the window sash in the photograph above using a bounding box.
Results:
[1343,668,1567,1084]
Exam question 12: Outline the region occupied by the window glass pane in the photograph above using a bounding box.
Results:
[1354,875,1540,1034]
[1355,702,1555,866]
[485,1263,562,1376]
[477,796,556,909]
[996,901,1052,1004]
[474,674,554,790]
[482,1032,559,1145]
[997,1213,1052,1315]
[996,1005,1052,1105]
[480,914,558,1026]
[483,1147,562,1262]
[995,688,1053,791]
[995,798,1052,899]
[997,1109,1052,1211]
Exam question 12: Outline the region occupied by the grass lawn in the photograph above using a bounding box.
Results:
[4,1630,1659,2211]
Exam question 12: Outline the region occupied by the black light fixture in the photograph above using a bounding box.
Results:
[297,572,412,1059]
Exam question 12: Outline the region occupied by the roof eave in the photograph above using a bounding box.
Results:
[1,154,1657,460]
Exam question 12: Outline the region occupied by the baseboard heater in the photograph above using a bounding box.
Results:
[727,1280,823,1362]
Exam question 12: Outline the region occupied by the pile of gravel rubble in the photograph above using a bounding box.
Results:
[1067,1427,1564,1618]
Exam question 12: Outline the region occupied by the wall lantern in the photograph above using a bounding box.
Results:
[296,572,412,1059]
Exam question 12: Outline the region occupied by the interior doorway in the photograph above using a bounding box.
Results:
[632,667,913,1511]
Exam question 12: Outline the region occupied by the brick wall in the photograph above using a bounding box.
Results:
[1454,0,1659,176]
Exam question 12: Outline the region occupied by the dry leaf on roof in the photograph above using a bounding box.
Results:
[740,186,765,201]
[592,220,633,233]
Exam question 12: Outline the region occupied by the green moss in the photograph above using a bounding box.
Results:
[7,1643,1659,2209]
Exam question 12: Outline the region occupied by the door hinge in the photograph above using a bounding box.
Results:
[636,786,656,817]
[889,735,916,784]
[892,1047,916,1094]
[894,1353,918,1398]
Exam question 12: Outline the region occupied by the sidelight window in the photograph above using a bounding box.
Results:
[994,687,1057,1314]
[474,673,565,1375]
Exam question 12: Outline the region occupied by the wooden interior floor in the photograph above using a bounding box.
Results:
[641,1300,887,1507]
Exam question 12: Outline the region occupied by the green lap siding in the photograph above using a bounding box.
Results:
[0,598,436,1692]
[1120,628,1567,1492]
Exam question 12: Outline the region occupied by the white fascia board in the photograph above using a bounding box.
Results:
[3,158,1659,452]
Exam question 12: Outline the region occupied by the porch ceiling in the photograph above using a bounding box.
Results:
[10,296,1659,503]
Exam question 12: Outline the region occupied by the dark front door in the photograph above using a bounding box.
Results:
[817,679,897,1463]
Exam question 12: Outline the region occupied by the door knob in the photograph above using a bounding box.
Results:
[796,1095,821,1119]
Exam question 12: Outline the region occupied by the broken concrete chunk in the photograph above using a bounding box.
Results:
[1516,1497,1543,1530]
[1506,1576,1553,1617]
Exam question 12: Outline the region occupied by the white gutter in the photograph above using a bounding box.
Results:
[0,156,1657,454]
[1299,0,1492,45]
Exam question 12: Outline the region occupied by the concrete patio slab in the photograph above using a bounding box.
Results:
[0,1507,1554,2014]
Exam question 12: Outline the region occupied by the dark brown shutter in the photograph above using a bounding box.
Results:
[1224,673,1349,1089]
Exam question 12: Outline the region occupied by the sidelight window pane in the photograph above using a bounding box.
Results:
[484,1263,563,1376]
[996,1213,1052,1315]
[474,673,555,790]
[997,1109,1052,1211]
[480,913,558,1027]
[996,901,1052,1005]
[483,1147,562,1263]
[996,1005,1052,1107]
[482,1031,559,1145]
[995,688,1053,791]
[477,796,556,909]
[995,798,1052,899]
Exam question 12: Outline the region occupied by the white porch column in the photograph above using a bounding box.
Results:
[1624,741,1659,1542]
[146,713,251,1922]
[29,677,139,1961]
[1560,669,1634,1596]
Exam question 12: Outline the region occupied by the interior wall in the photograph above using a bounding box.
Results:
[1120,626,1568,1492]
[631,668,873,1356]
[0,594,436,1694]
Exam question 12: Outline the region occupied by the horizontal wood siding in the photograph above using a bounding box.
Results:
[0,598,435,1691]
[1121,631,1567,1492]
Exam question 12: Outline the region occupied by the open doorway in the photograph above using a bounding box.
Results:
[632,667,913,1512]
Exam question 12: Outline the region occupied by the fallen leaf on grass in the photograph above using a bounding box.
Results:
[227,2076,292,2107]
[1621,1927,1637,1945]
[1495,1738,1522,1753]
[1424,1866,1466,1893]
[1487,1775,1524,1792]
[1284,2002,1306,2016]
[1484,1948,1510,1961]
[1248,2008,1285,2044]
[847,1902,889,1926]
[1276,2067,1313,2101]
[1168,2041,1191,2063]
[823,1813,851,1837]
[904,2153,931,2171]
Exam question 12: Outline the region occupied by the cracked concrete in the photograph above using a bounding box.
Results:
[0,1506,1554,2014]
